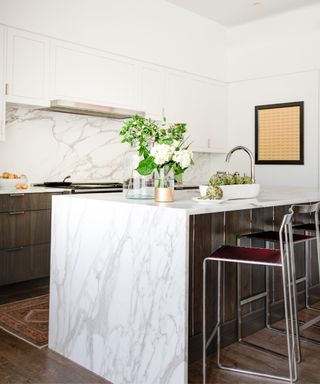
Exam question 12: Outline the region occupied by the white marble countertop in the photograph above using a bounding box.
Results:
[58,186,320,215]
[0,186,70,194]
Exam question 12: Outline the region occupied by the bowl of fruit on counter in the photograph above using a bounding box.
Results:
[0,172,29,190]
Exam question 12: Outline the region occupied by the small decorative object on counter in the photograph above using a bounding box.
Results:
[120,115,193,202]
[15,174,29,190]
[122,143,155,199]
[0,171,28,190]
[199,172,260,200]
[155,165,175,202]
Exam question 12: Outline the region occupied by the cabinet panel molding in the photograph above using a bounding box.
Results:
[165,70,227,153]
[0,25,6,141]
[140,64,165,120]
[6,27,50,106]
[51,41,140,109]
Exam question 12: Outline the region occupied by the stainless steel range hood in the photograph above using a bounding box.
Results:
[42,100,145,119]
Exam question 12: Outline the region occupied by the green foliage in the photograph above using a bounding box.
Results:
[242,175,253,184]
[120,115,191,177]
[135,156,157,176]
[209,172,253,186]
[120,115,158,159]
[200,185,223,200]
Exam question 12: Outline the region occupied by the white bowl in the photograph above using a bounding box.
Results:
[199,184,260,200]
[0,178,20,190]
[199,185,209,197]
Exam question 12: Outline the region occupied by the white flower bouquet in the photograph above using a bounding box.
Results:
[120,116,193,183]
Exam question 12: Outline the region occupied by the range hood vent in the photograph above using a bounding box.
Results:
[42,100,144,119]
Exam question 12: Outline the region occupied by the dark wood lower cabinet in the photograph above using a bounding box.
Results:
[0,192,65,286]
[0,210,51,249]
[0,243,50,285]
[0,193,53,213]
[188,204,320,363]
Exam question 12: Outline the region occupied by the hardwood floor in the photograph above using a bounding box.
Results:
[0,278,111,384]
[0,330,110,384]
[189,307,320,384]
[0,277,49,304]
[2,279,320,383]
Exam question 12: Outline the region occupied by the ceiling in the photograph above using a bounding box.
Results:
[166,0,320,26]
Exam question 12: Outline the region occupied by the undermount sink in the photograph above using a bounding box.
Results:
[200,184,260,200]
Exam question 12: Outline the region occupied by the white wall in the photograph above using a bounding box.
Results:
[0,0,227,81]
[226,71,319,187]
[227,3,320,81]
[224,3,320,188]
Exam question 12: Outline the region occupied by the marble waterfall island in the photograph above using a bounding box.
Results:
[49,188,320,384]
[49,193,189,384]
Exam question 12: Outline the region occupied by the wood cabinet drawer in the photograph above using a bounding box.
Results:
[0,243,50,286]
[0,193,55,212]
[0,210,51,249]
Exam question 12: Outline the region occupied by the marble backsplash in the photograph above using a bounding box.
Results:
[0,106,216,185]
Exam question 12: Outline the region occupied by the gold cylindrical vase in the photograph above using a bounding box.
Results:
[155,187,174,202]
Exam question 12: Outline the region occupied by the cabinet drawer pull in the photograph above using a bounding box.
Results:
[7,246,24,252]
[9,193,25,197]
[9,211,25,215]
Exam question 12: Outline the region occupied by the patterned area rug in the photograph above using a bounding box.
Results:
[0,294,49,348]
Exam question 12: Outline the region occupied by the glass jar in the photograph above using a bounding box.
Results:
[123,145,155,199]
[155,165,175,202]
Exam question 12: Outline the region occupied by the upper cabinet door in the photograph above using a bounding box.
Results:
[6,28,49,106]
[51,41,140,109]
[140,64,165,121]
[165,71,227,153]
[0,25,6,141]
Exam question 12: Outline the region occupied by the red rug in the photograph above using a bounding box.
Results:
[0,295,49,348]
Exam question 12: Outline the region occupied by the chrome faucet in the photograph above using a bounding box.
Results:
[225,146,256,183]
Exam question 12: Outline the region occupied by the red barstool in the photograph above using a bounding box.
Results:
[237,202,320,357]
[291,203,320,312]
[203,212,298,383]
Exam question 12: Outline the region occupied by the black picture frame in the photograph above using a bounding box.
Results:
[255,101,304,165]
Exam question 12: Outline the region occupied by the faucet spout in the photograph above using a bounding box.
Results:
[225,146,256,183]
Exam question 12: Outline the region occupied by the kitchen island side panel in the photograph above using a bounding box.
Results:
[49,196,189,384]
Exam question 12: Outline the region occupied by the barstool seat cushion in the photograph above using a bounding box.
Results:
[209,245,282,266]
[239,230,314,243]
[293,223,319,231]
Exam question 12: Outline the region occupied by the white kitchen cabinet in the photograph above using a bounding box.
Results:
[165,70,227,153]
[140,64,165,121]
[6,28,50,106]
[0,25,6,141]
[51,41,140,109]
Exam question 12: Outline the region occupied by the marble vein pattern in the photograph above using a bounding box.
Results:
[49,195,189,384]
[1,106,215,184]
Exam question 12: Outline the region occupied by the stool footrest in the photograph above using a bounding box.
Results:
[206,323,219,350]
[240,291,267,306]
[239,339,288,360]
[299,315,320,332]
[218,363,294,382]
[295,276,306,284]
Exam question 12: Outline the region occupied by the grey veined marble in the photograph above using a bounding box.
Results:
[1,106,215,185]
[49,195,189,384]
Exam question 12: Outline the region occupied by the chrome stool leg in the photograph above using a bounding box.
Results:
[203,258,208,384]
[203,259,221,384]
[282,249,297,383]
[305,234,320,312]
[204,262,298,382]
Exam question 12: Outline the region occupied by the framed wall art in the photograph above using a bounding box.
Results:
[255,101,304,165]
